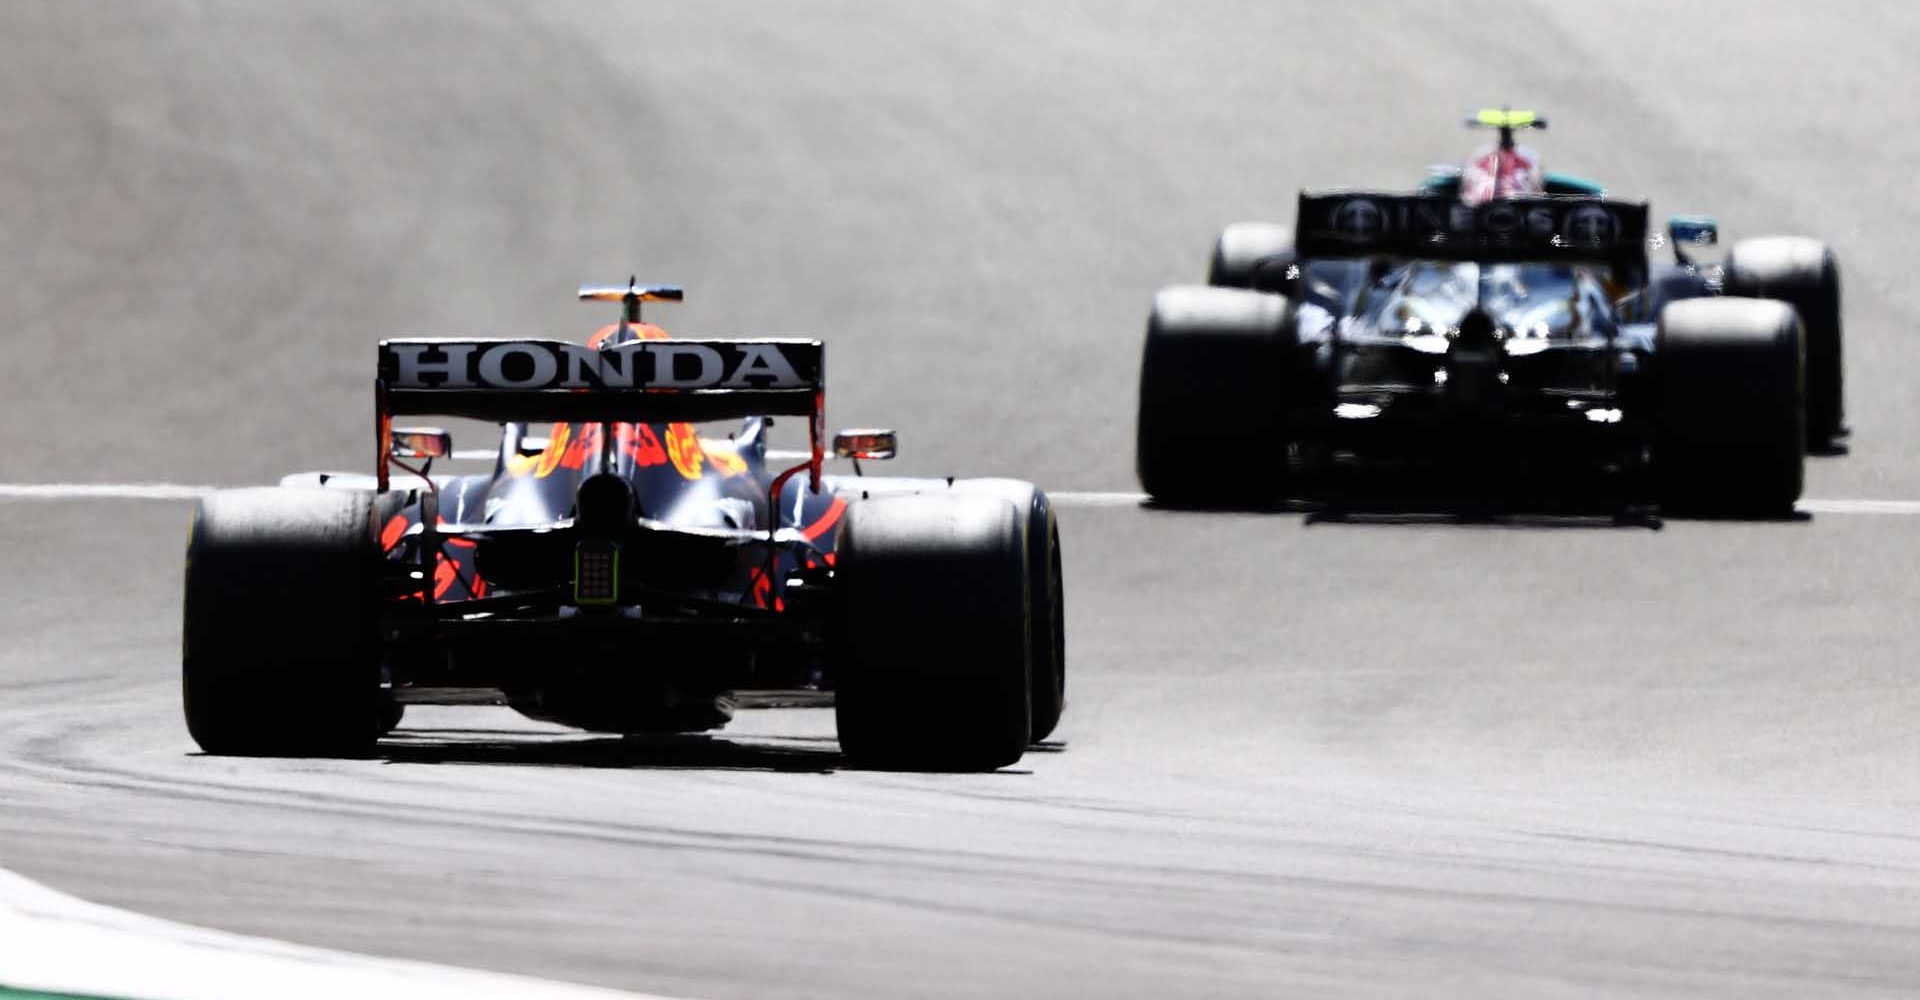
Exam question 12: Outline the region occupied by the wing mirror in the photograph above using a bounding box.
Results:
[390,427,452,460]
[833,429,897,460]
[833,429,897,474]
[1668,215,1718,247]
[1666,215,1718,266]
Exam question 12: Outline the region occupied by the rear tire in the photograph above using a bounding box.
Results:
[1136,286,1296,505]
[1208,222,1295,294]
[1655,299,1805,516]
[918,479,1065,744]
[1027,510,1065,743]
[379,701,406,736]
[183,488,386,756]
[833,495,1032,771]
[1724,236,1844,445]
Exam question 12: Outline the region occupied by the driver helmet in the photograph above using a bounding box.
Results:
[1460,141,1544,205]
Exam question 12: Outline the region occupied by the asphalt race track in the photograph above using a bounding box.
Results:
[5,3,1920,998]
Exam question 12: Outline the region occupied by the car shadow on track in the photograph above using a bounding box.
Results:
[1142,482,1823,528]
[377,730,843,773]
[376,729,1059,775]
[1139,446,1843,526]
[1142,497,1673,529]
[1144,498,1815,529]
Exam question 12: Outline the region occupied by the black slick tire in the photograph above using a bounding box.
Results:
[1208,222,1295,294]
[1724,236,1844,445]
[183,487,386,756]
[945,479,1065,744]
[1654,299,1805,516]
[1136,286,1295,505]
[1027,506,1065,743]
[833,494,1032,771]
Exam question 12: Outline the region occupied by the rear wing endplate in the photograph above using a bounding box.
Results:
[374,337,824,492]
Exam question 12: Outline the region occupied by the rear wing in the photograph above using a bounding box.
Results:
[1294,192,1649,268]
[374,337,824,491]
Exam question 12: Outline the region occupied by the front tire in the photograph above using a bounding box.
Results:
[183,488,386,756]
[1208,222,1295,294]
[1654,299,1805,516]
[833,495,1032,771]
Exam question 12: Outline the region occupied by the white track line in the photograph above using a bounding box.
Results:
[0,483,218,501]
[1048,491,1153,508]
[0,867,684,1000]
[4,483,1920,516]
[1797,498,1920,514]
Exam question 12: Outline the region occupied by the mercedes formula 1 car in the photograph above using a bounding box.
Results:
[183,284,1065,771]
[1139,111,1844,513]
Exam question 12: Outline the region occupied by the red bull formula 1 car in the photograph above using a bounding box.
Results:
[183,284,1065,771]
[1140,110,1844,513]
